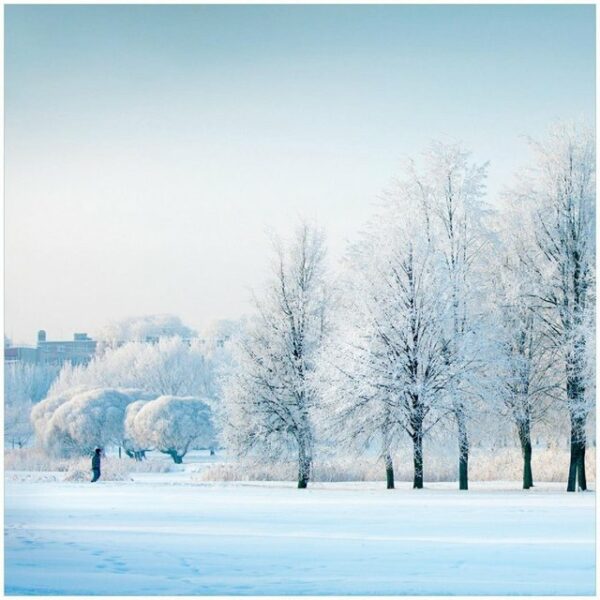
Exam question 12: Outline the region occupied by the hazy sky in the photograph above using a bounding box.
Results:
[5,4,595,345]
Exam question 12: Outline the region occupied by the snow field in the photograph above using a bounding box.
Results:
[4,476,595,595]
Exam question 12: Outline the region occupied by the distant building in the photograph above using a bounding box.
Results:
[4,346,37,363]
[4,330,98,365]
[36,330,97,365]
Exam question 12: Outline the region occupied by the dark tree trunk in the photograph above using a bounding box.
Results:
[118,446,122,459]
[457,414,469,490]
[412,429,424,490]
[413,441,423,489]
[384,451,395,489]
[297,441,311,489]
[567,416,587,492]
[163,449,184,464]
[518,421,534,489]
[125,449,146,461]
[566,355,587,492]
[578,445,587,490]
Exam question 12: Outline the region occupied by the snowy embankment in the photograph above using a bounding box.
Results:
[4,473,595,596]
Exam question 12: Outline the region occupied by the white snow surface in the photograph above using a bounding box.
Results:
[4,474,595,595]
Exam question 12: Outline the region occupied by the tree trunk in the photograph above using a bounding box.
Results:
[413,439,423,489]
[118,446,122,459]
[412,428,424,490]
[384,451,395,489]
[297,439,312,489]
[518,421,533,489]
[164,449,184,464]
[457,413,469,490]
[567,415,587,492]
[578,444,587,490]
[566,352,587,492]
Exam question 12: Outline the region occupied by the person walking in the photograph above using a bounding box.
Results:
[91,448,102,482]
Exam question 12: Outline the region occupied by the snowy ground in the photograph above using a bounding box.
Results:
[4,472,596,595]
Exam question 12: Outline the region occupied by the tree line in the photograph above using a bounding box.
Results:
[221,122,595,491]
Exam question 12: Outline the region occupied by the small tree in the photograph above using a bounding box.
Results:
[130,396,214,463]
[43,389,135,456]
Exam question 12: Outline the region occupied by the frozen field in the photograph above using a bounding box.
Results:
[4,473,596,595]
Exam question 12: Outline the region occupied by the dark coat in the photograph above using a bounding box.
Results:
[92,454,101,472]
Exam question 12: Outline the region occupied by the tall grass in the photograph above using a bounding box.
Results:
[197,447,596,484]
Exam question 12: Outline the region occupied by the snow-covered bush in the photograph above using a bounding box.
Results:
[42,388,154,457]
[129,396,214,463]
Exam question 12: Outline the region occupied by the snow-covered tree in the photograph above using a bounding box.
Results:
[405,142,491,490]
[123,400,151,460]
[510,123,595,491]
[42,388,141,455]
[489,252,560,488]
[30,385,90,450]
[129,396,214,463]
[97,314,196,347]
[50,337,213,400]
[42,388,152,457]
[4,362,60,448]
[221,224,329,488]
[320,186,452,489]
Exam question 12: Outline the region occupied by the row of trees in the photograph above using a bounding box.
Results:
[221,123,595,491]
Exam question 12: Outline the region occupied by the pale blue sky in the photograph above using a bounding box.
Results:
[5,4,595,344]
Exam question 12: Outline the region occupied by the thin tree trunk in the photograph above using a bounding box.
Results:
[384,451,395,489]
[413,432,423,489]
[518,421,533,489]
[457,413,469,490]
